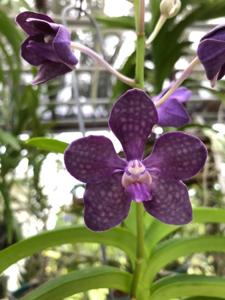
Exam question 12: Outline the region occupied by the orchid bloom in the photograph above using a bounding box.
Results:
[154,86,192,127]
[197,25,225,86]
[16,11,78,84]
[64,89,207,231]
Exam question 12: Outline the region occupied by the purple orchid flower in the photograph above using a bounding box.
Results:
[64,89,207,231]
[16,11,78,84]
[197,25,225,86]
[153,86,192,127]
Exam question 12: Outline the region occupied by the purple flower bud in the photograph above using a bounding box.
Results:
[16,11,78,84]
[197,25,225,86]
[153,86,192,127]
[64,89,207,231]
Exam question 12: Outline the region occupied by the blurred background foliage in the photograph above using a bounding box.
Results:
[0,0,225,299]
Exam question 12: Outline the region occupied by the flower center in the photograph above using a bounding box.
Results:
[127,159,145,176]
[121,160,152,189]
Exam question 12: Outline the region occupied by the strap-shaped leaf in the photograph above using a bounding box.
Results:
[151,275,225,300]
[183,297,223,300]
[0,226,136,274]
[145,207,225,250]
[145,236,225,283]
[0,10,22,62]
[22,266,131,300]
[26,137,68,153]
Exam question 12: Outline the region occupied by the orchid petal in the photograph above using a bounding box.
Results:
[144,132,207,181]
[64,135,126,184]
[32,61,71,84]
[84,174,131,231]
[16,11,54,36]
[157,98,190,127]
[144,176,192,225]
[109,89,158,160]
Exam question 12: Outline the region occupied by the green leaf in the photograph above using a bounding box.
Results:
[145,207,225,250]
[0,129,20,150]
[22,266,131,300]
[0,10,22,62]
[146,236,225,283]
[26,137,68,154]
[0,226,136,274]
[151,275,225,300]
[96,16,135,30]
[184,297,223,300]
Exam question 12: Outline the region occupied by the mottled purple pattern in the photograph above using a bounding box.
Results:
[84,174,131,231]
[64,135,126,183]
[197,25,225,84]
[64,89,207,230]
[16,11,78,84]
[144,132,207,180]
[144,177,192,225]
[154,87,191,127]
[109,89,158,160]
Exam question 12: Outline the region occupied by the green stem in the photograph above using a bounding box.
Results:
[130,203,147,299]
[135,35,145,88]
[134,0,145,88]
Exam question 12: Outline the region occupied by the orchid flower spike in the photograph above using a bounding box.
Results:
[64,89,207,231]
[16,11,78,84]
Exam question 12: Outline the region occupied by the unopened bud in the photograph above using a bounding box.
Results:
[160,0,181,18]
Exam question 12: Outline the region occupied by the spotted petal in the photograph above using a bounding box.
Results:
[32,61,71,84]
[16,11,54,36]
[84,174,131,231]
[144,132,207,181]
[109,89,158,160]
[64,135,126,184]
[144,176,192,225]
